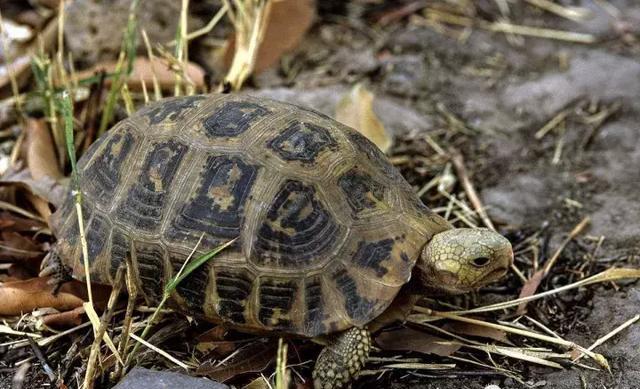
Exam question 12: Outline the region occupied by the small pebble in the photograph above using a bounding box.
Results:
[485,385,501,389]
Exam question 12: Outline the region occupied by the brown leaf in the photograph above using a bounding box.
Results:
[42,306,86,328]
[0,276,109,316]
[72,57,205,92]
[1,166,68,208]
[224,0,315,74]
[516,269,544,315]
[0,211,46,232]
[0,231,43,260]
[376,327,461,357]
[197,339,275,382]
[24,119,63,181]
[443,322,511,344]
[336,84,393,153]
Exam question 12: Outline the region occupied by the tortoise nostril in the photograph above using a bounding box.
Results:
[472,256,491,267]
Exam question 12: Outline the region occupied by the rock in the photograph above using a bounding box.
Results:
[481,173,556,227]
[249,86,434,137]
[380,55,427,97]
[501,51,640,119]
[113,368,228,389]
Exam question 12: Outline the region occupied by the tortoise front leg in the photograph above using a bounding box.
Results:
[39,249,72,294]
[313,327,371,389]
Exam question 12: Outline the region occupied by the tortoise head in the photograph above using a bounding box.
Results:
[417,228,513,294]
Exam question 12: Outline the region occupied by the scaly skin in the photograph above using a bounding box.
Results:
[313,327,371,389]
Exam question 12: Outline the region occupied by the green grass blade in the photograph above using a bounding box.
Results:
[58,91,77,186]
[165,238,238,293]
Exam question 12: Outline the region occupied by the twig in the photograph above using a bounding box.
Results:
[543,216,590,275]
[450,151,494,230]
[525,0,592,22]
[574,314,640,362]
[129,333,189,369]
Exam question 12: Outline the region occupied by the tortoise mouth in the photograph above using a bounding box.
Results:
[479,266,509,286]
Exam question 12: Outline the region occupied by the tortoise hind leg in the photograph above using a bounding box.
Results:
[313,327,371,389]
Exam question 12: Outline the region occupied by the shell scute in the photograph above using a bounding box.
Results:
[251,180,343,270]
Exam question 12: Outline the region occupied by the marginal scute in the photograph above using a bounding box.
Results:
[109,229,129,280]
[85,213,110,266]
[165,154,258,249]
[116,140,188,232]
[134,241,165,303]
[82,128,136,205]
[252,180,341,269]
[141,95,206,124]
[304,277,326,336]
[268,121,337,162]
[330,266,377,323]
[171,254,209,314]
[257,277,298,330]
[215,268,252,324]
[338,167,385,215]
[203,100,270,137]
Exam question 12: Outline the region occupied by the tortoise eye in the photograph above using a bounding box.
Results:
[472,257,491,267]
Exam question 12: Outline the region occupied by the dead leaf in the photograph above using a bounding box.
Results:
[516,269,544,315]
[375,327,461,357]
[197,339,275,382]
[336,84,393,153]
[0,231,43,260]
[41,306,86,328]
[1,165,68,208]
[223,0,315,74]
[0,276,110,316]
[24,119,63,181]
[443,322,511,344]
[0,211,45,232]
[71,57,206,92]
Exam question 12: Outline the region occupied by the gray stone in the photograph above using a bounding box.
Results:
[114,368,228,389]
[501,51,640,119]
[482,173,556,227]
[249,86,434,137]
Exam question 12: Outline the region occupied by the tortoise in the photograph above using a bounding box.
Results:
[44,94,513,388]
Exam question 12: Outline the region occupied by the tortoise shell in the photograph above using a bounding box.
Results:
[51,94,451,337]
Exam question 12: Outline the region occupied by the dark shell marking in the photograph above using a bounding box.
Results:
[171,255,209,314]
[352,239,394,277]
[134,241,165,302]
[166,154,258,250]
[331,266,377,322]
[257,278,298,330]
[115,140,188,232]
[215,269,253,324]
[268,121,337,162]
[50,94,445,338]
[338,168,385,215]
[142,95,206,125]
[203,100,271,137]
[252,180,341,269]
[82,128,136,205]
[109,229,130,279]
